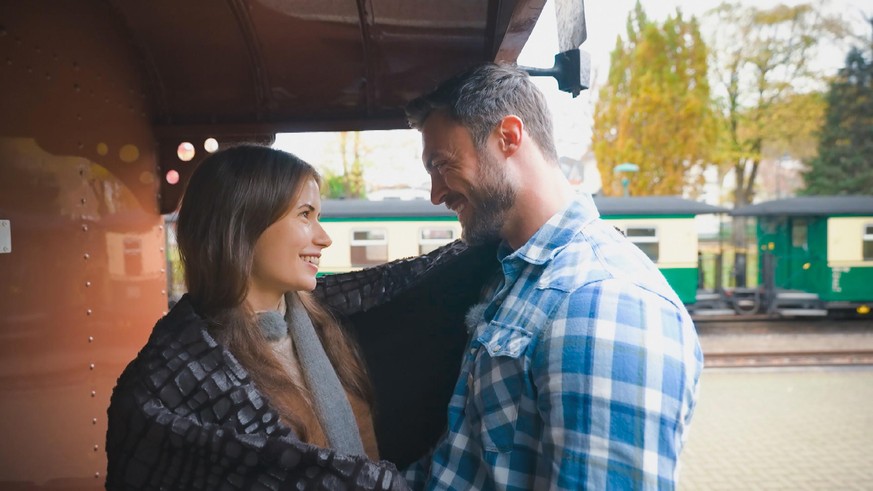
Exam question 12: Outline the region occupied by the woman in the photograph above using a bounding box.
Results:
[106,145,406,490]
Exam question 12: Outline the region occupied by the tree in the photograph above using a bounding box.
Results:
[592,2,715,197]
[322,132,367,199]
[758,91,825,163]
[705,2,848,207]
[802,44,873,195]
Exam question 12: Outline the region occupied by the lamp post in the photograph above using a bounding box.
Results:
[613,162,639,196]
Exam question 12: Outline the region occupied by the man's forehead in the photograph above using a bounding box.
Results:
[420,113,454,170]
[422,110,468,146]
[421,108,454,132]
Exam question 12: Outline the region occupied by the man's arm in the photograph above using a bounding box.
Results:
[314,241,498,467]
[532,279,702,490]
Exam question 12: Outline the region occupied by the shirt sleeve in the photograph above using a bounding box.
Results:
[531,278,699,490]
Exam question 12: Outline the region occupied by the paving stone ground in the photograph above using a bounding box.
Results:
[679,319,873,490]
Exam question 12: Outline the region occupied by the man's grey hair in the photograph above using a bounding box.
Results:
[405,62,558,163]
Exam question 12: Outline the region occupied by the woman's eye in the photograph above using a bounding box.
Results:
[300,211,310,218]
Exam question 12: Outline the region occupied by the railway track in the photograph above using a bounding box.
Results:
[704,350,873,368]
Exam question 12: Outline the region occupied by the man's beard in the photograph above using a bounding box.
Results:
[460,150,516,246]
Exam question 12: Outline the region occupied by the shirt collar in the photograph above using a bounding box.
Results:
[497,194,600,267]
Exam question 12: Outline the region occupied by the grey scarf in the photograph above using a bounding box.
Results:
[257,294,365,456]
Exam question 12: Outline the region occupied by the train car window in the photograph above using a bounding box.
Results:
[350,228,389,266]
[864,225,873,261]
[792,219,808,250]
[626,226,659,262]
[419,227,457,255]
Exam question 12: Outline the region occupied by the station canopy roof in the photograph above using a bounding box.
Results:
[107,0,550,139]
[731,196,873,217]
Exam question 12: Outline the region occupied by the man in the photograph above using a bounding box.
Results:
[402,63,703,490]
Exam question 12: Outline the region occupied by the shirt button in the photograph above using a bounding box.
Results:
[493,345,502,351]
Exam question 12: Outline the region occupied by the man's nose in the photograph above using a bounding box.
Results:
[430,173,448,205]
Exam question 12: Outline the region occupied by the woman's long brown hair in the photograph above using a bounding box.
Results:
[175,144,372,440]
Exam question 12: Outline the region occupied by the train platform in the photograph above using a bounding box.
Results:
[679,319,873,490]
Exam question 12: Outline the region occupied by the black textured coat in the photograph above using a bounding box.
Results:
[315,241,498,469]
[106,241,498,490]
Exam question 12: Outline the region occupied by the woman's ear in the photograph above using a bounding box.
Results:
[496,115,523,156]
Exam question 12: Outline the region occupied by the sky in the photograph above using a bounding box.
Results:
[275,0,870,191]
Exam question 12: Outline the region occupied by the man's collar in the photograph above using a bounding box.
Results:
[497,194,600,266]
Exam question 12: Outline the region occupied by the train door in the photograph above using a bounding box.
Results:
[785,218,815,292]
[781,216,834,301]
[759,216,792,289]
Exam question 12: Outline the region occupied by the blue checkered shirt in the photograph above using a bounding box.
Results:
[403,195,703,490]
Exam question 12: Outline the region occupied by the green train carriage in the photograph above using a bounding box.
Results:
[319,200,462,274]
[732,196,873,315]
[591,197,726,304]
[320,196,726,305]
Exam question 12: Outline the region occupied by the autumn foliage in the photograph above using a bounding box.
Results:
[593,2,716,197]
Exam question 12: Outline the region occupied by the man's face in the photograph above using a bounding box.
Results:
[420,110,516,245]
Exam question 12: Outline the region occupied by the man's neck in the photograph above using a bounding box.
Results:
[502,164,574,250]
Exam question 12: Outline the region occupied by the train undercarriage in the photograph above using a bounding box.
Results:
[690,287,872,319]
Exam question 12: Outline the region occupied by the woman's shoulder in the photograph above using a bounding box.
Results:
[111,295,219,398]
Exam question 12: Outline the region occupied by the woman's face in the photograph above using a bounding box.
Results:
[248,177,332,310]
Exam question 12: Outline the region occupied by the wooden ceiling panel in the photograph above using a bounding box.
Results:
[101,0,541,136]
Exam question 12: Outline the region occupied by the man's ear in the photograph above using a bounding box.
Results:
[496,115,523,156]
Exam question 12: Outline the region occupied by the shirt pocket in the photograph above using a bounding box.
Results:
[469,321,532,453]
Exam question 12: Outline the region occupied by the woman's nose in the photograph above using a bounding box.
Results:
[314,221,332,248]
